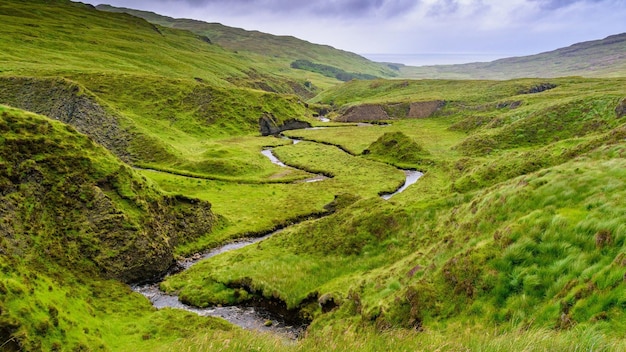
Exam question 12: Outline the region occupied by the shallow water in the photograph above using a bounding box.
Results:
[132,231,305,339]
[381,170,424,200]
[261,149,287,167]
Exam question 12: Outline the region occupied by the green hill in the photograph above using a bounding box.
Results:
[0,0,318,181]
[0,105,227,350]
[95,4,398,86]
[399,33,626,79]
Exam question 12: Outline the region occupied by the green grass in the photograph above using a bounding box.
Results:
[2,1,626,350]
[0,0,321,183]
[137,168,335,256]
[138,137,410,255]
[96,4,398,89]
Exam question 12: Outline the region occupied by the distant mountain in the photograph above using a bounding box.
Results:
[398,33,626,79]
[96,5,397,82]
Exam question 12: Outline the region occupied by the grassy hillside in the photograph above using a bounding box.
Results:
[398,33,626,79]
[0,0,322,182]
[2,1,626,351]
[0,105,233,350]
[95,4,398,88]
[165,76,626,349]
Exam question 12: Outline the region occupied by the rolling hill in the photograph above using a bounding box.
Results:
[95,4,398,85]
[398,33,626,79]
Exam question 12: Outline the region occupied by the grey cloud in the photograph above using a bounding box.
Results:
[310,0,419,17]
[122,0,420,19]
[529,0,608,10]
[427,0,460,16]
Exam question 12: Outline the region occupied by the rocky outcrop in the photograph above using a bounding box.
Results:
[259,114,311,136]
[0,76,132,162]
[519,83,557,94]
[407,100,446,118]
[616,98,626,118]
[337,105,389,122]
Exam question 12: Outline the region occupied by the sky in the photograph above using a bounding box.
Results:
[78,0,625,65]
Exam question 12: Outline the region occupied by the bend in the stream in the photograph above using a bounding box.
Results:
[133,206,336,339]
[381,170,424,200]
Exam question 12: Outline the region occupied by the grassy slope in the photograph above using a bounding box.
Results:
[164,76,626,349]
[0,105,235,351]
[0,0,319,183]
[95,4,398,89]
[398,33,626,80]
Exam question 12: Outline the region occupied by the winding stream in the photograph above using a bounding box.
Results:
[135,132,422,339]
[133,231,306,340]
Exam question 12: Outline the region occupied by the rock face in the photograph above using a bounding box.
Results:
[259,115,311,136]
[407,100,446,118]
[337,105,389,122]
[616,98,626,118]
[0,76,132,162]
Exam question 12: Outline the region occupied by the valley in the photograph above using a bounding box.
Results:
[0,1,625,351]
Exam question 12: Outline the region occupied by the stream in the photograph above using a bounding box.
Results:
[134,131,422,340]
[381,170,424,200]
[132,231,306,340]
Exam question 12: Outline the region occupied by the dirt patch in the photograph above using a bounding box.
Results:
[519,83,557,94]
[407,100,446,118]
[337,105,389,122]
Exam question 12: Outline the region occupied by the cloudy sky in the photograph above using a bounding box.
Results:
[79,0,625,65]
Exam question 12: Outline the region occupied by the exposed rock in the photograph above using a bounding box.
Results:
[616,98,626,118]
[407,100,446,118]
[0,77,133,162]
[496,101,523,109]
[318,293,339,313]
[519,83,557,94]
[259,114,311,136]
[337,105,389,122]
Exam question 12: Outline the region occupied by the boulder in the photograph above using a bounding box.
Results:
[259,115,311,136]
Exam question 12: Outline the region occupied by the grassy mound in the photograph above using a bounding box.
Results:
[455,96,624,156]
[363,131,431,168]
[0,106,217,282]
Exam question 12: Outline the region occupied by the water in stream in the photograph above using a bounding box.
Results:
[261,149,287,167]
[381,170,424,200]
[132,232,306,340]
